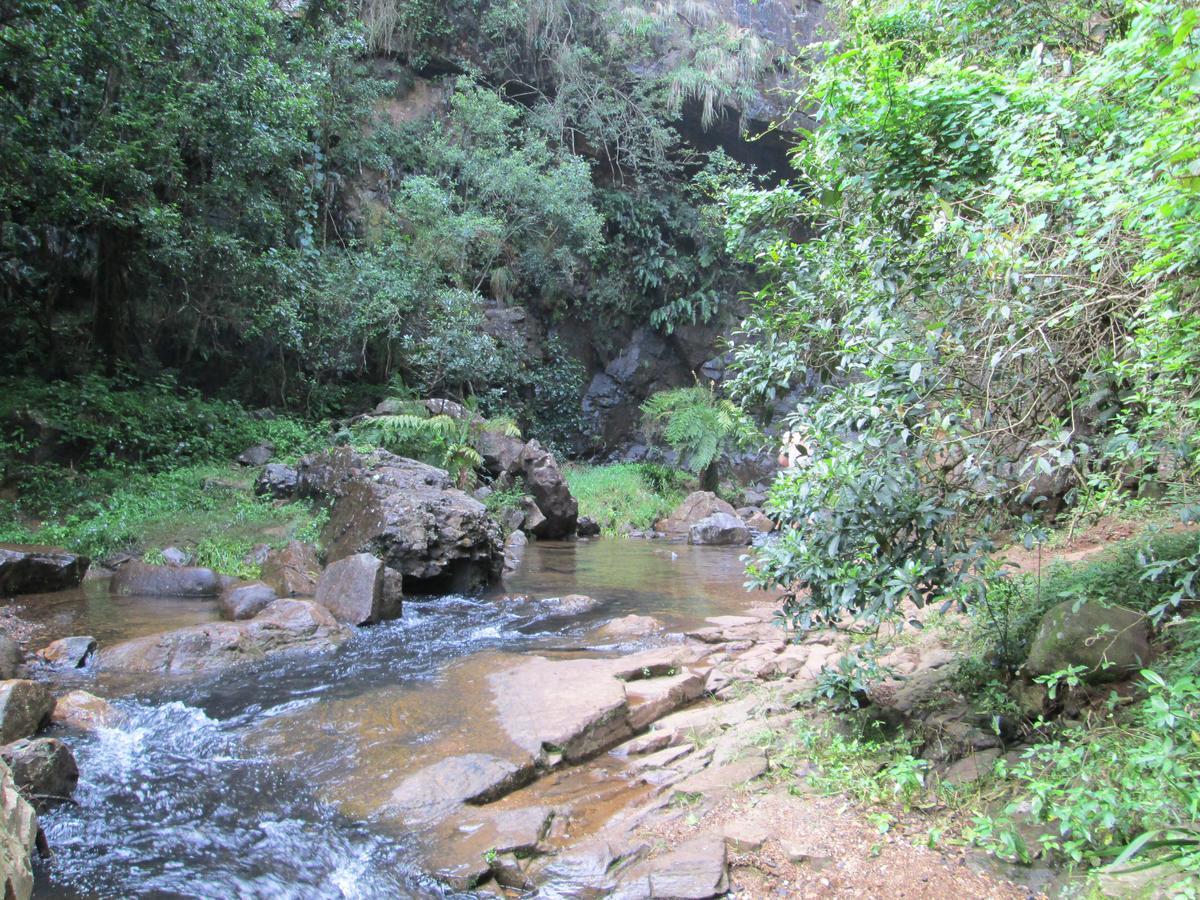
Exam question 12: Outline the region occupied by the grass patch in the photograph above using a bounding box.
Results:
[563,463,689,535]
[0,463,323,576]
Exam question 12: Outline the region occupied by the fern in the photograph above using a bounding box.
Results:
[640,384,759,486]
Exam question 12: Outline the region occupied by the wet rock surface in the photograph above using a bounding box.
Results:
[298,447,502,590]
[49,690,119,731]
[0,737,77,810]
[0,545,89,596]
[36,635,96,669]
[0,681,54,745]
[111,560,231,597]
[218,581,278,621]
[254,463,299,499]
[98,599,352,674]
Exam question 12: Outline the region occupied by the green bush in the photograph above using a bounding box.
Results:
[563,463,688,535]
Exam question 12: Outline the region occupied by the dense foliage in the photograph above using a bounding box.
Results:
[723,0,1200,628]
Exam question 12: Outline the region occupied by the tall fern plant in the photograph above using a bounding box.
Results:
[640,384,759,491]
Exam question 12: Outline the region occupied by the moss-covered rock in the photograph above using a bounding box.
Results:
[1024,601,1150,682]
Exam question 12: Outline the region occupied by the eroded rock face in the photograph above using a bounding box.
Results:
[297,448,502,592]
[218,582,278,621]
[0,738,77,810]
[0,757,38,900]
[0,545,89,595]
[260,541,321,598]
[688,513,751,546]
[314,553,396,626]
[0,682,53,745]
[98,599,351,674]
[111,561,230,597]
[36,636,96,670]
[656,492,738,537]
[519,441,578,539]
[1025,601,1150,682]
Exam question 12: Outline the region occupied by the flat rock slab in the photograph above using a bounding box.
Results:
[626,671,707,731]
[98,599,351,674]
[614,833,729,899]
[0,544,89,595]
[381,753,536,825]
[489,658,632,763]
[670,752,768,798]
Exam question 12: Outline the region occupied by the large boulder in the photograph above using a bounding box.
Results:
[0,738,77,810]
[0,545,89,595]
[314,553,396,625]
[111,560,230,597]
[477,430,526,477]
[656,492,738,537]
[97,599,352,674]
[297,448,502,592]
[218,581,278,621]
[1025,601,1151,682]
[518,441,578,539]
[236,443,274,467]
[0,757,38,900]
[688,513,752,546]
[50,690,119,732]
[259,541,321,598]
[0,682,53,745]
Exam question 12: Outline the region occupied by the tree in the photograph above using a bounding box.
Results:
[640,384,759,491]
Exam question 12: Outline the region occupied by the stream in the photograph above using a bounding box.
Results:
[23,540,760,898]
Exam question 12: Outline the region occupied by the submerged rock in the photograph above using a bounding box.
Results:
[655,492,738,538]
[98,599,351,674]
[0,738,77,810]
[111,561,231,597]
[0,681,53,745]
[0,544,89,596]
[688,513,751,546]
[0,757,38,900]
[35,636,96,670]
[297,448,502,591]
[314,553,396,626]
[1025,600,1150,682]
[218,581,278,621]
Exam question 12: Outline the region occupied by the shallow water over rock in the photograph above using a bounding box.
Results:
[31,539,770,897]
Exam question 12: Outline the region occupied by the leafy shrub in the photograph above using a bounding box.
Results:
[641,384,760,490]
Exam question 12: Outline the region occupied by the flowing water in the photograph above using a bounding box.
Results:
[25,540,764,898]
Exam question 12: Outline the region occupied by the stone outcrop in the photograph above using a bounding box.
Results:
[477,433,579,539]
[688,512,752,546]
[218,582,278,621]
[314,553,397,625]
[111,560,231,597]
[518,440,578,538]
[656,492,739,537]
[35,636,96,670]
[260,541,321,598]
[0,738,77,810]
[297,448,502,591]
[0,758,37,900]
[98,599,351,674]
[0,682,53,745]
[0,545,89,595]
[1025,601,1150,682]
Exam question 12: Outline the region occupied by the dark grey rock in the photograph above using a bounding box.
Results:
[0,737,77,810]
[314,553,396,626]
[254,464,299,499]
[236,443,275,466]
[0,545,90,596]
[35,636,96,670]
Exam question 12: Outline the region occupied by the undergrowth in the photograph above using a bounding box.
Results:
[563,463,690,534]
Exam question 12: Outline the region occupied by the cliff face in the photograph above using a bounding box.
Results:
[357,0,830,456]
